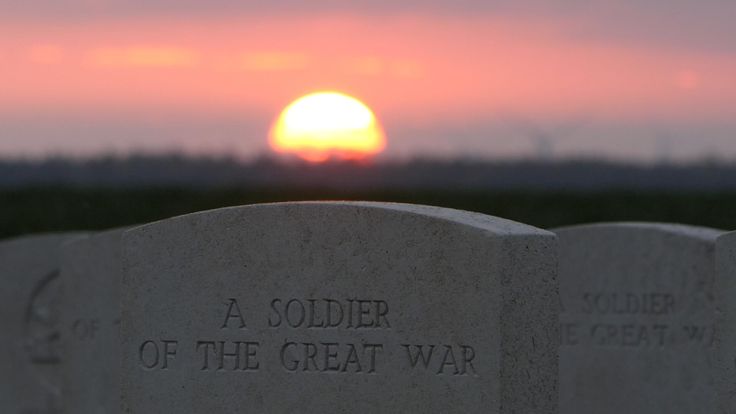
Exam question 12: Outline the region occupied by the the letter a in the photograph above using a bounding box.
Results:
[221,298,247,329]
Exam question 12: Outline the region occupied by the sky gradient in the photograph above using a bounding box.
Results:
[1,1,735,161]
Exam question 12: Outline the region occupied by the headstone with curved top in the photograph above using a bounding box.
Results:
[60,228,125,414]
[120,202,558,414]
[555,223,722,414]
[0,233,85,414]
[715,232,736,413]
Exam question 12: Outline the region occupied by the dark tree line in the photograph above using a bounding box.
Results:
[0,154,734,190]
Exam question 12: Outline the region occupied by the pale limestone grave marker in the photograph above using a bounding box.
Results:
[60,229,124,414]
[0,233,85,414]
[556,223,721,414]
[715,232,736,413]
[120,202,558,413]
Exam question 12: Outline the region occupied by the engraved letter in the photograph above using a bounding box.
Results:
[303,342,318,371]
[403,344,435,369]
[347,299,356,328]
[461,345,477,375]
[664,294,675,314]
[683,325,713,345]
[375,300,391,328]
[244,342,260,371]
[138,340,159,369]
[581,293,593,314]
[71,318,100,341]
[269,298,283,328]
[653,324,669,346]
[437,345,459,375]
[162,340,178,369]
[364,343,383,373]
[325,299,344,328]
[217,341,241,370]
[286,299,306,328]
[221,298,246,329]
[322,342,340,372]
[139,339,178,370]
[280,342,298,372]
[308,299,326,328]
[196,341,216,370]
[357,300,373,328]
[342,344,362,373]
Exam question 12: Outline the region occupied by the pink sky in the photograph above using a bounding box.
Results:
[1,4,735,161]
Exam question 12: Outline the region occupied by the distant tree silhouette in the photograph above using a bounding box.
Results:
[0,154,735,190]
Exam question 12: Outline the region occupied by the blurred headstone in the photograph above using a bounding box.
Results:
[715,232,736,413]
[120,202,558,413]
[0,233,85,414]
[556,223,721,414]
[61,229,124,414]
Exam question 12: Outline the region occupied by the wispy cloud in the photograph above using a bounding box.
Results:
[0,2,735,160]
[234,52,309,72]
[88,46,199,67]
[27,45,66,64]
[2,15,734,121]
[1,1,735,53]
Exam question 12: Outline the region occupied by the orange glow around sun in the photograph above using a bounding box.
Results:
[269,91,386,162]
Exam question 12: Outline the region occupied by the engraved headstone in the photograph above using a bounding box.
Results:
[120,202,558,413]
[556,223,721,414]
[0,233,85,414]
[60,229,124,414]
[715,232,736,413]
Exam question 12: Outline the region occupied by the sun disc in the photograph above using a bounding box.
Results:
[269,91,386,162]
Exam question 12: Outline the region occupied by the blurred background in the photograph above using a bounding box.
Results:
[2,1,735,237]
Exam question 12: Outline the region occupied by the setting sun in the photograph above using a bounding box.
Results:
[269,92,386,162]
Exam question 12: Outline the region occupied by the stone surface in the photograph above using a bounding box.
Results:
[60,229,124,414]
[120,202,558,413]
[0,232,85,414]
[716,232,736,413]
[556,223,722,414]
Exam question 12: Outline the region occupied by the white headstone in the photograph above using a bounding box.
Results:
[715,232,736,413]
[0,233,85,414]
[556,223,721,414]
[120,202,559,413]
[60,229,124,413]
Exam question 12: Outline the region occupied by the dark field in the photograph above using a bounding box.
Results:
[1,187,734,239]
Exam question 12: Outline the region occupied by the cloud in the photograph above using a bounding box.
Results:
[235,52,309,72]
[88,46,199,67]
[2,0,735,54]
[27,45,65,64]
[0,110,268,159]
[1,1,734,160]
[2,14,734,124]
